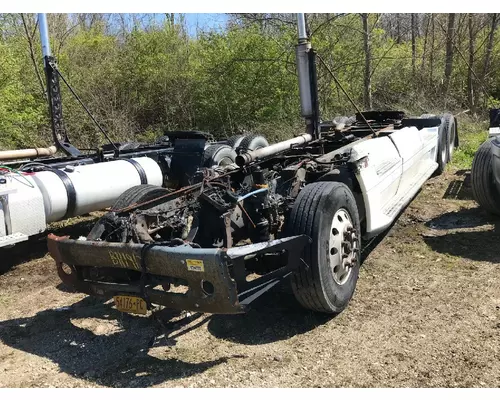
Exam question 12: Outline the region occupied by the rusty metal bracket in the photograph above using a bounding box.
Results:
[227,234,310,303]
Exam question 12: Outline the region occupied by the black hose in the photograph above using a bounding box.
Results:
[18,161,56,171]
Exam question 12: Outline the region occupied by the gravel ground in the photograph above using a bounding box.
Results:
[0,167,499,388]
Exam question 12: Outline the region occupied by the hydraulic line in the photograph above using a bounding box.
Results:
[236,187,269,202]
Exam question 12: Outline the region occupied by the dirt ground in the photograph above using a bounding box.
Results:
[0,166,499,388]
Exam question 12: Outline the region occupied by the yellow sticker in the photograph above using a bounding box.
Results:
[186,259,204,272]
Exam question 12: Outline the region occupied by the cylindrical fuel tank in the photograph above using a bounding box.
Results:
[31,157,163,223]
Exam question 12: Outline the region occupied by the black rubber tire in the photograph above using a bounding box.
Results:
[286,181,361,314]
[442,113,457,162]
[203,144,237,167]
[226,134,246,149]
[112,184,169,210]
[88,184,170,240]
[435,117,449,175]
[237,134,269,152]
[471,139,500,215]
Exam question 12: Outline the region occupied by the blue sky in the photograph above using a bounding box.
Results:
[180,13,229,36]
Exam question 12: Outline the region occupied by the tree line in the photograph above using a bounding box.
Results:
[0,13,497,150]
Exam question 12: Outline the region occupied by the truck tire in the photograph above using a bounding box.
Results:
[287,181,361,314]
[237,134,269,152]
[226,134,246,149]
[471,139,500,215]
[435,118,449,174]
[203,144,237,167]
[442,113,457,162]
[89,185,170,240]
[421,113,448,174]
[111,184,168,210]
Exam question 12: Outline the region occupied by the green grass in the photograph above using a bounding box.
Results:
[451,117,489,170]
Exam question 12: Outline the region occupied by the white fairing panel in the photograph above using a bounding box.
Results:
[350,136,402,235]
[420,126,440,163]
[354,126,439,237]
[389,127,423,191]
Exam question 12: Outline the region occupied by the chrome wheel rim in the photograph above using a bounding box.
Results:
[329,208,359,285]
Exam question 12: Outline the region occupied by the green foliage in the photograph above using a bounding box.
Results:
[0,42,45,148]
[194,24,299,136]
[450,117,489,169]
[0,13,497,151]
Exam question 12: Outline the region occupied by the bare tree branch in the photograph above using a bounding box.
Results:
[309,13,349,37]
[20,13,46,97]
[370,41,397,79]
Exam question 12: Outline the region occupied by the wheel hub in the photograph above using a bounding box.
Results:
[329,208,359,285]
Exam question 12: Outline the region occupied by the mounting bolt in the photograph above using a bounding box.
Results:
[342,241,352,252]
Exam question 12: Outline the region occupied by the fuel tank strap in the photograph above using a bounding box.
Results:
[50,168,77,219]
[122,158,148,184]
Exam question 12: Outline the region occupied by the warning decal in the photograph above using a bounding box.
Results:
[186,259,204,272]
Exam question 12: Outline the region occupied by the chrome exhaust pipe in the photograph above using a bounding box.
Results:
[235,134,313,166]
[296,13,313,122]
[38,13,52,59]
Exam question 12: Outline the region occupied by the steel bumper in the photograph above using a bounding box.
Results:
[47,233,310,314]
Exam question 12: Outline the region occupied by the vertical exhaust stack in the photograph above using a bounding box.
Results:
[38,13,81,157]
[295,13,319,138]
[38,13,52,60]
